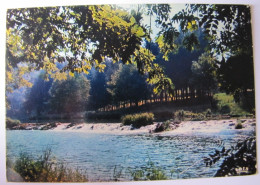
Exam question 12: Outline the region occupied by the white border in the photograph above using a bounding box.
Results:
[1,0,259,185]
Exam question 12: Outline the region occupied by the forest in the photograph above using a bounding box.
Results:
[6,4,254,122]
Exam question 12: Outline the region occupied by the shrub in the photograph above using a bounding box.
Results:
[220,105,231,114]
[213,93,250,116]
[128,159,168,181]
[173,110,185,121]
[14,149,87,182]
[214,137,256,177]
[154,120,171,132]
[205,108,212,116]
[190,113,206,121]
[153,111,173,121]
[86,111,123,121]
[6,117,21,129]
[121,112,154,128]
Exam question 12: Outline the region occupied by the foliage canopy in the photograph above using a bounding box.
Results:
[6,4,254,111]
[48,74,90,114]
[6,5,173,95]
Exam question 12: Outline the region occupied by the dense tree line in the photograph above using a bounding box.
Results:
[8,60,152,119]
[18,73,90,119]
[107,64,152,108]
[23,73,53,117]
[172,4,254,109]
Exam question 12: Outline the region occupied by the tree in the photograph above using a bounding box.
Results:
[6,87,28,120]
[154,4,254,105]
[6,4,254,105]
[172,4,252,56]
[6,5,173,96]
[217,54,255,111]
[88,70,111,110]
[23,73,53,117]
[48,74,90,116]
[145,28,208,101]
[107,64,152,107]
[190,52,218,97]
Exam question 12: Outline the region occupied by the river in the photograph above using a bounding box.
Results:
[6,120,256,181]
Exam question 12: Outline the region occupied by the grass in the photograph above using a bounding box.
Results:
[11,149,169,182]
[121,112,154,128]
[128,159,168,181]
[12,148,87,182]
[89,93,253,124]
[24,93,252,127]
[6,117,21,129]
[85,98,212,122]
[9,148,170,182]
[171,109,207,121]
[213,93,250,116]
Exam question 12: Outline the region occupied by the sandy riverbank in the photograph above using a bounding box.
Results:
[52,122,155,134]
[48,118,256,135]
[11,118,256,135]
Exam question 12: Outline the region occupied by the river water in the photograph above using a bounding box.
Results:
[6,122,256,181]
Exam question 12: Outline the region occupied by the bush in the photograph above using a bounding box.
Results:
[6,117,21,129]
[128,159,168,181]
[86,111,123,121]
[213,93,250,116]
[214,137,256,177]
[154,120,171,132]
[173,110,185,121]
[14,149,87,182]
[153,111,173,121]
[121,112,154,128]
[220,105,231,114]
[190,113,206,121]
[205,108,212,116]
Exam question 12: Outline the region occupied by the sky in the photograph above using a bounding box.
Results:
[119,4,185,40]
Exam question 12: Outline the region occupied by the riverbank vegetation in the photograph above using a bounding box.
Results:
[6,117,21,129]
[121,112,154,128]
[8,149,87,182]
[204,137,257,177]
[128,160,168,181]
[6,92,254,127]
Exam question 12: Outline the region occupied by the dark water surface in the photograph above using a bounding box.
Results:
[6,128,255,181]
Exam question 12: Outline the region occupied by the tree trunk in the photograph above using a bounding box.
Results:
[186,87,189,100]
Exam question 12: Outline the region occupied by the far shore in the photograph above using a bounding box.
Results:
[8,118,256,135]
